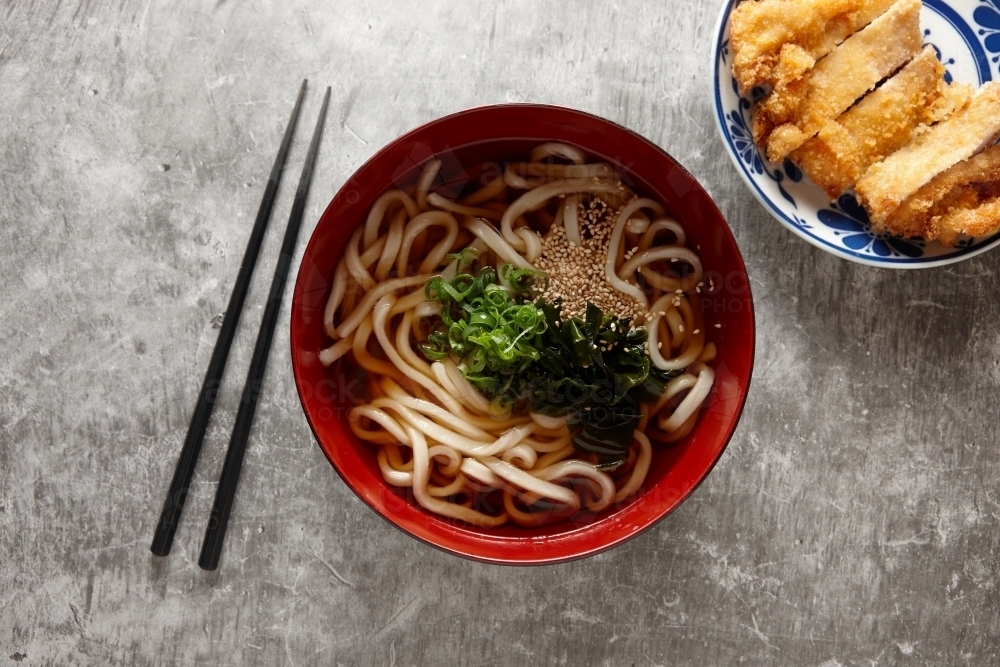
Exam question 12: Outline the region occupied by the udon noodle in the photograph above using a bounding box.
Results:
[320,143,716,527]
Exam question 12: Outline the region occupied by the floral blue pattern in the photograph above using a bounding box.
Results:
[973,0,1000,64]
[712,0,1000,266]
[723,44,802,209]
[926,29,957,82]
[817,195,924,258]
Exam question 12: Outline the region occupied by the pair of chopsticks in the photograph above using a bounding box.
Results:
[151,80,331,570]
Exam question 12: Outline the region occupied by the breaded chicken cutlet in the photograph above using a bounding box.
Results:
[730,0,897,94]
[855,81,1000,227]
[881,144,1000,245]
[751,0,923,162]
[729,0,1000,246]
[789,47,972,199]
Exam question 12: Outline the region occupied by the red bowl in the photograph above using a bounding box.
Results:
[290,104,755,565]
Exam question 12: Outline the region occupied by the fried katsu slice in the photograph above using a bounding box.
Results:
[730,0,897,95]
[881,144,1000,245]
[856,81,1000,227]
[751,0,922,162]
[789,47,973,199]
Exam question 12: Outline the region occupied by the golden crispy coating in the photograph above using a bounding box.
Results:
[790,47,972,198]
[856,81,1000,228]
[881,144,1000,245]
[730,0,897,95]
[751,0,922,162]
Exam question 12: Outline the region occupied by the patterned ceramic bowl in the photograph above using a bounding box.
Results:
[712,0,1000,267]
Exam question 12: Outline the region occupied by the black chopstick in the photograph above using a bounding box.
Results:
[150,80,308,558]
[198,86,331,571]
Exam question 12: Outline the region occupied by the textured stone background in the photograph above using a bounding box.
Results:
[2,0,999,665]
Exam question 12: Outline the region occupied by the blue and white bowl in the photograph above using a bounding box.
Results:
[712,0,1000,267]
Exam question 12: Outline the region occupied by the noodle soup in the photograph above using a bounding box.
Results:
[319,142,717,529]
[291,104,753,562]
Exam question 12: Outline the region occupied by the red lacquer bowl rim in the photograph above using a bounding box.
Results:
[290,103,755,565]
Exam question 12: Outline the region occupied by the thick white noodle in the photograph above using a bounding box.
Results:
[319,335,354,366]
[335,275,430,339]
[625,213,649,235]
[646,294,705,371]
[441,360,493,414]
[517,227,542,263]
[364,190,421,248]
[378,381,534,459]
[530,412,568,430]
[659,367,714,433]
[501,180,624,251]
[481,457,580,509]
[604,198,666,309]
[397,211,459,276]
[324,259,350,338]
[529,142,586,164]
[463,217,533,269]
[428,444,462,476]
[375,208,406,282]
[388,289,429,317]
[655,373,698,412]
[461,457,498,486]
[395,311,436,381]
[377,450,413,486]
[345,226,380,292]
[460,175,507,206]
[404,423,508,527]
[470,423,536,458]
[521,435,573,453]
[502,444,537,469]
[532,460,616,512]
[427,473,466,498]
[504,162,542,190]
[640,218,686,249]
[534,445,575,469]
[562,194,582,246]
[414,300,441,320]
[350,405,410,445]
[426,192,502,220]
[381,376,529,433]
[415,160,442,212]
[614,431,652,503]
[618,246,703,293]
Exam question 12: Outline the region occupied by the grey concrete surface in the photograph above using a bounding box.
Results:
[2,0,999,665]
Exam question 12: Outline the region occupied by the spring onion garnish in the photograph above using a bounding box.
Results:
[419,250,549,416]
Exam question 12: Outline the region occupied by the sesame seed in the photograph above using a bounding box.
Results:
[714,323,721,328]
